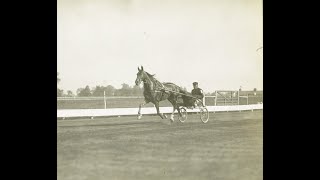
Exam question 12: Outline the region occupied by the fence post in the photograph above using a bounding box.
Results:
[215,91,217,106]
[104,91,107,109]
[231,91,233,105]
[237,90,240,105]
[247,94,249,105]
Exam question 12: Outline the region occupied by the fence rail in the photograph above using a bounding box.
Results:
[57,104,263,118]
[57,90,262,110]
[57,96,143,100]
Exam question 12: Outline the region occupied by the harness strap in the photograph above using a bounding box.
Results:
[155,89,198,99]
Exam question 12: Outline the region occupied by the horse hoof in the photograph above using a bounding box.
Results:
[137,115,142,120]
[163,114,167,119]
[170,117,174,122]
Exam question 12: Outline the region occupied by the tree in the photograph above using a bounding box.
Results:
[104,85,115,96]
[57,72,63,97]
[132,85,143,96]
[253,88,257,96]
[67,90,74,97]
[114,89,121,96]
[119,83,132,96]
[92,86,104,97]
[77,85,92,97]
[57,89,64,97]
[76,88,84,96]
[121,83,130,89]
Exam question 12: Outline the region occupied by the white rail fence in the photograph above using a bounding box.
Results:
[57,104,263,118]
[57,91,262,108]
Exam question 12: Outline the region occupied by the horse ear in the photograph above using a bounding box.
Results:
[141,66,144,71]
[138,66,140,71]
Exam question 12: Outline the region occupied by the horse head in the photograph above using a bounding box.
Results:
[135,66,146,86]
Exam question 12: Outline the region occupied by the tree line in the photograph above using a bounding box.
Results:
[58,74,144,97]
[57,72,180,97]
[57,72,259,97]
[75,84,144,97]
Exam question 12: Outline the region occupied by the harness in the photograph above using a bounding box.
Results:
[143,74,198,101]
[156,88,198,99]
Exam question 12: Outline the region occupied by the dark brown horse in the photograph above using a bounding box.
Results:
[135,66,184,121]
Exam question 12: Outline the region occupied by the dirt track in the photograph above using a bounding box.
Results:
[57,110,262,180]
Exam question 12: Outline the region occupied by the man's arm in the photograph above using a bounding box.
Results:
[198,89,204,99]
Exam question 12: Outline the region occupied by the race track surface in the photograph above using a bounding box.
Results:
[58,110,263,180]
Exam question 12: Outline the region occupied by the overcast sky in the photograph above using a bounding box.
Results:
[58,0,262,93]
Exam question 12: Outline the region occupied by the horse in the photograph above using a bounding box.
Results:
[135,66,184,121]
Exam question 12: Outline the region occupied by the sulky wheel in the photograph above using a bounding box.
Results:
[200,107,209,123]
[178,107,188,123]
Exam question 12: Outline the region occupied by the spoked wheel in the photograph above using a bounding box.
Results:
[200,107,209,123]
[178,107,188,123]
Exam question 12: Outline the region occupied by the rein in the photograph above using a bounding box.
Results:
[142,72,197,99]
[155,89,198,99]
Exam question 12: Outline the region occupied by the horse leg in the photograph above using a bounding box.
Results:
[177,105,182,118]
[154,102,166,119]
[170,106,176,122]
[138,101,147,120]
[167,97,178,122]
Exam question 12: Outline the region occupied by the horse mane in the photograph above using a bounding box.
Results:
[145,72,155,78]
[145,72,159,82]
[144,71,163,88]
[145,72,182,90]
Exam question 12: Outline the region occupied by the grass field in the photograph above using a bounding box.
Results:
[57,110,262,180]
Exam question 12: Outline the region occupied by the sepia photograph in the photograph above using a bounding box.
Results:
[57,0,263,179]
